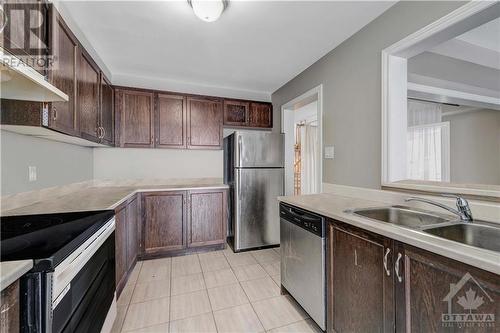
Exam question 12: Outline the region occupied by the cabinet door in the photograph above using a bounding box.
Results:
[328,222,394,333]
[248,102,272,128]
[0,280,19,333]
[116,89,154,148]
[100,74,114,145]
[187,189,227,248]
[156,94,186,148]
[187,97,223,149]
[142,191,186,255]
[49,12,78,136]
[394,243,500,333]
[126,196,139,269]
[223,100,249,127]
[1,1,48,76]
[78,50,100,142]
[114,205,128,295]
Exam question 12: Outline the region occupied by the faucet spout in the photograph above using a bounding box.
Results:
[405,195,473,222]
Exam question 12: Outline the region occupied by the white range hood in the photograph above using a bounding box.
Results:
[1,48,69,102]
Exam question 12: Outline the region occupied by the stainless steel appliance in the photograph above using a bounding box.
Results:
[224,131,284,252]
[1,210,116,333]
[280,203,326,331]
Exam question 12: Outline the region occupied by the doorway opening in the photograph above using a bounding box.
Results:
[281,85,323,196]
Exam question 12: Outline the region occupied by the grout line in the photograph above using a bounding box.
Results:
[168,257,173,333]
[119,261,144,330]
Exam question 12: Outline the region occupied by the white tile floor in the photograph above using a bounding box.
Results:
[112,247,322,333]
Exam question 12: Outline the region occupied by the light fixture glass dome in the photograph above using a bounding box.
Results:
[189,0,227,23]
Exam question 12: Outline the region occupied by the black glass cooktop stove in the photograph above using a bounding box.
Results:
[1,210,114,271]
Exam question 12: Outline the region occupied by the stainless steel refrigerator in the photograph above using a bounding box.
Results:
[224,131,284,252]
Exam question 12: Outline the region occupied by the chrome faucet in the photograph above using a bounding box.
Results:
[405,195,473,222]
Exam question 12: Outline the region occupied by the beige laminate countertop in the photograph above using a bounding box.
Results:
[2,180,228,216]
[1,260,33,291]
[278,193,500,275]
[0,179,227,287]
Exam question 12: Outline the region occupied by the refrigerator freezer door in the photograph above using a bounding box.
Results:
[234,168,283,250]
[234,132,284,168]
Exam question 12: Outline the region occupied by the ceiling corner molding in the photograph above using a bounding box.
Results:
[111,73,271,102]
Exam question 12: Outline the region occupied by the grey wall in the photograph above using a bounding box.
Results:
[1,130,93,195]
[93,148,223,180]
[271,1,465,189]
[443,109,500,185]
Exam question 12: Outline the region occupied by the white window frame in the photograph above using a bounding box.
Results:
[381,1,500,198]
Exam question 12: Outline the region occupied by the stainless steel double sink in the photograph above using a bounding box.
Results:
[349,205,500,253]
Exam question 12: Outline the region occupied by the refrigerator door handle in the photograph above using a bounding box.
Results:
[237,135,242,167]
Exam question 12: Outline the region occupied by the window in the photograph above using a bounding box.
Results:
[407,122,450,182]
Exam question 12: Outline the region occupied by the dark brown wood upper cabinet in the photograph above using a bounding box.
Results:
[223,100,249,127]
[155,94,187,149]
[328,221,394,333]
[394,242,500,333]
[78,50,100,142]
[142,191,186,255]
[115,89,154,148]
[1,1,49,76]
[48,12,79,136]
[187,189,227,248]
[249,102,272,128]
[100,74,114,145]
[187,97,223,149]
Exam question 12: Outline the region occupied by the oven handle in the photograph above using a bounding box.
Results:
[52,218,115,308]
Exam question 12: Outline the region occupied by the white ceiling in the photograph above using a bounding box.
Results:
[61,1,394,99]
[430,17,500,70]
[456,17,500,53]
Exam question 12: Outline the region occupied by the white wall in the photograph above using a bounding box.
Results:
[1,130,94,195]
[93,148,223,180]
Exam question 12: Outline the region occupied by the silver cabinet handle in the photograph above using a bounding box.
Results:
[395,252,403,282]
[102,126,106,139]
[383,248,391,276]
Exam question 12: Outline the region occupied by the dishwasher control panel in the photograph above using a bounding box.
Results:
[279,203,325,237]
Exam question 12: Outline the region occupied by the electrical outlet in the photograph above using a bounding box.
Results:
[28,166,37,182]
[324,146,335,159]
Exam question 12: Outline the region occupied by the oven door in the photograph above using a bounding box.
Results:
[52,231,115,333]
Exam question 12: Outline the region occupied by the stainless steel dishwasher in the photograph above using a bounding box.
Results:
[280,203,326,331]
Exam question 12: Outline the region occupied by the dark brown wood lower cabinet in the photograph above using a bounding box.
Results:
[140,189,228,258]
[327,219,500,333]
[142,191,186,255]
[187,189,227,248]
[394,242,500,333]
[328,221,394,333]
[0,280,19,333]
[115,204,128,295]
[115,195,139,297]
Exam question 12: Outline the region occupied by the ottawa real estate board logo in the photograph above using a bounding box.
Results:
[0,1,56,71]
[442,272,495,329]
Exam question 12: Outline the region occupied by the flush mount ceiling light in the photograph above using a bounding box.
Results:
[188,0,228,23]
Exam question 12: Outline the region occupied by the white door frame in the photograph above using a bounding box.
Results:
[281,84,323,195]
